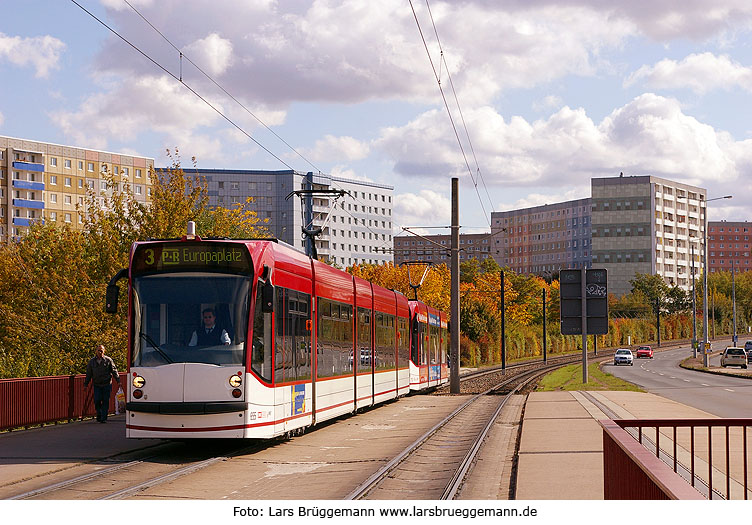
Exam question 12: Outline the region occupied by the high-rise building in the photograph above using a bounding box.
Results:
[0,135,154,242]
[393,231,494,266]
[708,221,752,273]
[180,169,394,267]
[591,175,706,296]
[490,198,592,278]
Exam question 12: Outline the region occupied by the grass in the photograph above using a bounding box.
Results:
[536,361,644,392]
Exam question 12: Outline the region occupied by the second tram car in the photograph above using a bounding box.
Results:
[106,229,448,439]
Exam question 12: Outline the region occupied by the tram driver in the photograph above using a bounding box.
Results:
[188,307,231,347]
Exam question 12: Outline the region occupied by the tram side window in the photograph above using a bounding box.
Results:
[375,312,395,371]
[317,297,353,378]
[430,324,439,364]
[441,326,447,365]
[357,307,372,373]
[251,283,273,382]
[411,316,421,365]
[398,316,409,367]
[274,287,312,384]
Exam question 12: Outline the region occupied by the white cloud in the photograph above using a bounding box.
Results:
[625,52,752,94]
[393,190,450,233]
[183,33,234,76]
[49,75,221,151]
[330,165,373,182]
[497,190,587,212]
[378,94,748,202]
[303,135,370,163]
[532,95,563,112]
[0,32,65,78]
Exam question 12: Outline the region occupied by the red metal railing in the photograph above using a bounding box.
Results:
[0,373,126,431]
[604,418,752,500]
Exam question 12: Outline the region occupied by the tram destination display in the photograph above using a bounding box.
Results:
[132,242,252,274]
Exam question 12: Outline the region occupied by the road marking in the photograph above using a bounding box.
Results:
[683,379,691,382]
[670,376,676,379]
[658,373,664,376]
[725,388,735,392]
[701,384,710,386]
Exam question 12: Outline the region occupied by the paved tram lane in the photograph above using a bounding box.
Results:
[605,343,752,417]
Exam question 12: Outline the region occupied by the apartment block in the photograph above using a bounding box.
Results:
[0,135,154,242]
[591,175,706,296]
[393,231,494,266]
[489,198,593,277]
[708,221,752,273]
[181,169,394,267]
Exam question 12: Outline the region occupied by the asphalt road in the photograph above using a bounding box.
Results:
[605,345,752,418]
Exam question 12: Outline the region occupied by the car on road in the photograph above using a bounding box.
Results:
[613,348,634,366]
[744,341,752,364]
[635,345,653,359]
[720,346,748,369]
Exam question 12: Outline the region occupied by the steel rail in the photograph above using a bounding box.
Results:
[346,360,566,500]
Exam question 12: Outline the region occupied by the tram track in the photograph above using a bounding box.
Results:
[8,440,269,500]
[346,361,563,500]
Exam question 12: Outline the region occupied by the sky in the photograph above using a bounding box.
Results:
[3,0,752,236]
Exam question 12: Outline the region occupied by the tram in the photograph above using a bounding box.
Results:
[105,225,448,439]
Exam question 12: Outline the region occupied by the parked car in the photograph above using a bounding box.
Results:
[635,345,653,359]
[614,348,634,366]
[720,347,748,369]
[744,341,752,364]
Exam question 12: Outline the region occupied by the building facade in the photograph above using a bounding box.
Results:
[591,175,706,296]
[708,221,752,273]
[183,169,394,267]
[489,198,592,278]
[393,231,494,266]
[0,135,153,242]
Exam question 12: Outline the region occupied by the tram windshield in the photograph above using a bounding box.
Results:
[131,273,251,367]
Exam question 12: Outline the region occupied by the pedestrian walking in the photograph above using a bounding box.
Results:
[83,344,120,423]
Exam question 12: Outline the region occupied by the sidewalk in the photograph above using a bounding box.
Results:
[515,390,720,499]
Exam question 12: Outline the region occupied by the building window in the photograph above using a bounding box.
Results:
[123,167,129,176]
[88,162,94,172]
[65,213,71,223]
[50,175,57,185]
[136,169,142,178]
[65,177,72,187]
[50,194,57,203]
[64,159,71,169]
[64,195,72,205]
[50,157,57,167]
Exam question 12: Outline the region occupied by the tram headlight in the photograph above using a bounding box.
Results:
[132,375,146,388]
[229,374,242,388]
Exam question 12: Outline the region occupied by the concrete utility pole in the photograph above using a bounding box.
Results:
[450,178,460,394]
[500,270,506,373]
[691,243,697,358]
[542,288,547,364]
[733,258,737,346]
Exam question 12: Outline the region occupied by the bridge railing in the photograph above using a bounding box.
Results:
[0,373,126,431]
[601,418,752,500]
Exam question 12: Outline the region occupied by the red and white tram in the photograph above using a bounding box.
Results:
[106,231,448,439]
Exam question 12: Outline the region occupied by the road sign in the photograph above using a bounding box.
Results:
[559,268,609,335]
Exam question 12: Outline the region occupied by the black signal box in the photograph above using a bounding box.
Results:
[559,268,608,335]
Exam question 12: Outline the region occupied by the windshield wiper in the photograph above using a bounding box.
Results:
[139,332,173,364]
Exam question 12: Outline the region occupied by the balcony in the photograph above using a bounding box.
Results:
[12,217,44,227]
[13,199,45,210]
[12,161,44,172]
[12,180,45,191]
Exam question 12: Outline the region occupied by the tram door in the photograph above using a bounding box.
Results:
[274,288,312,431]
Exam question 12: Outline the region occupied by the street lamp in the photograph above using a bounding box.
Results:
[702,195,733,367]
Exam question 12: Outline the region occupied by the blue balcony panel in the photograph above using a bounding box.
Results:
[12,180,45,191]
[12,161,45,172]
[13,199,45,210]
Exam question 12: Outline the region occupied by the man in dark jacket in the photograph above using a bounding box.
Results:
[83,344,120,423]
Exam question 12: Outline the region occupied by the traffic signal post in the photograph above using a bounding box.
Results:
[560,268,608,383]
